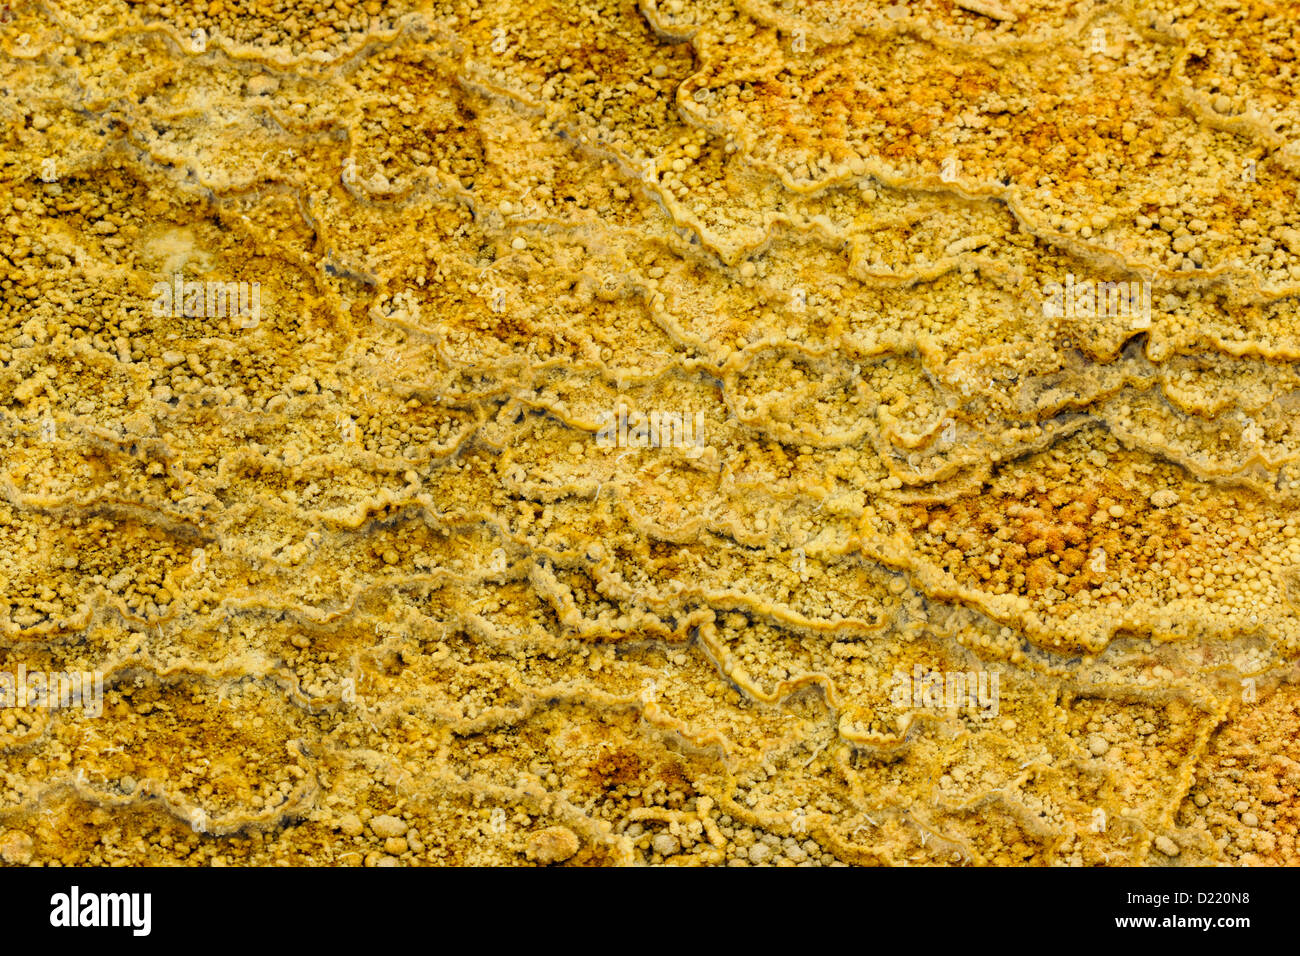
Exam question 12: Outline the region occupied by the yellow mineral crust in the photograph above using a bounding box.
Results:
[0,0,1297,866]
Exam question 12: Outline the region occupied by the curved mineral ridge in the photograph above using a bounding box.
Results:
[0,0,1298,866]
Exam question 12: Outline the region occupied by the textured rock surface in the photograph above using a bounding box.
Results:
[0,0,1298,865]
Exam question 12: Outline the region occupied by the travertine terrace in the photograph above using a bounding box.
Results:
[1,0,1298,865]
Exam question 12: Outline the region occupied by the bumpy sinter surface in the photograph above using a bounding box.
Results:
[1,0,1299,866]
